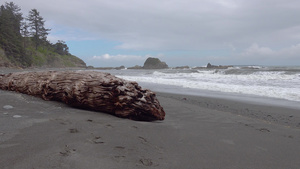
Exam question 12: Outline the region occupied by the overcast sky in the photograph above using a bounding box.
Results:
[12,0,300,67]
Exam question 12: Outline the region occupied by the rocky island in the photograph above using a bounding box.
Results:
[142,57,169,69]
[205,63,233,69]
[127,57,168,69]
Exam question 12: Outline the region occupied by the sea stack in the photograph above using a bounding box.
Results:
[0,71,165,121]
[143,57,168,69]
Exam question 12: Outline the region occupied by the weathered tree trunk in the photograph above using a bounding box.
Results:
[0,71,165,121]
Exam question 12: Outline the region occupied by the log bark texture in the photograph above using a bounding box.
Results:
[0,71,165,121]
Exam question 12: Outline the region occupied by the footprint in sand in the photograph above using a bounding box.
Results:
[69,128,79,133]
[53,118,72,125]
[115,146,125,150]
[257,128,270,132]
[139,158,153,166]
[220,139,235,145]
[244,123,254,128]
[59,145,76,156]
[92,136,105,144]
[138,136,148,143]
[113,155,126,162]
[105,124,113,128]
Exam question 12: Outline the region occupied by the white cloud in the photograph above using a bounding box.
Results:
[215,0,238,9]
[241,43,274,57]
[92,54,147,61]
[232,43,300,65]
[280,43,300,58]
[241,43,300,59]
[13,0,300,51]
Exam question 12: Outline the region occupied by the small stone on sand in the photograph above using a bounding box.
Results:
[3,105,13,109]
[13,115,22,118]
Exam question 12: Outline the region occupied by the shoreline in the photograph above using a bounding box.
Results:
[156,92,300,129]
[139,81,300,109]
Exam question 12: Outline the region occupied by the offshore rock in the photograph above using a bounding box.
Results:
[143,57,168,69]
[206,63,233,69]
[0,71,165,121]
[127,65,143,69]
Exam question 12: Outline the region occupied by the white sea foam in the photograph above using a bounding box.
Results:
[115,67,300,102]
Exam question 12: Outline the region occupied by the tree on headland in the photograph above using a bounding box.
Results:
[27,9,51,50]
[0,2,86,68]
[54,40,70,55]
[20,21,30,48]
[0,2,29,65]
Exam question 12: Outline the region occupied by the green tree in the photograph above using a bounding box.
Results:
[0,2,30,66]
[54,40,70,55]
[27,9,50,50]
[20,21,30,48]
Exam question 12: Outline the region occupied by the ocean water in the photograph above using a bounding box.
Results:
[100,66,300,105]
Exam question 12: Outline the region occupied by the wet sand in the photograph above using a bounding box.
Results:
[0,69,300,169]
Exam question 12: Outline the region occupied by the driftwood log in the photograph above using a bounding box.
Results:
[0,71,165,121]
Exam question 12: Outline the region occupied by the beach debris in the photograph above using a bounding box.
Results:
[0,71,165,121]
[3,105,13,109]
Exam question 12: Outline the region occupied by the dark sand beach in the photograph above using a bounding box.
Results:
[1,69,300,169]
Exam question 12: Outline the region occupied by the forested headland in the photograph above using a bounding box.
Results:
[0,2,86,68]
